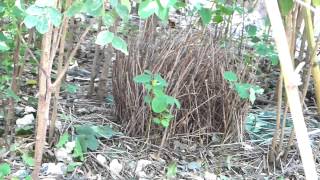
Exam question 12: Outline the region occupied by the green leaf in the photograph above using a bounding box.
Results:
[24,15,39,28]
[174,1,186,9]
[0,163,11,177]
[92,125,120,138]
[73,138,84,161]
[35,17,49,34]
[25,175,32,180]
[156,4,169,21]
[235,83,250,99]
[133,74,152,83]
[110,0,119,7]
[152,95,168,113]
[278,0,294,16]
[213,14,223,23]
[160,118,170,127]
[22,153,35,167]
[102,12,115,27]
[198,8,212,25]
[67,162,82,172]
[245,24,257,37]
[121,0,131,12]
[166,162,177,178]
[115,4,129,21]
[26,5,45,16]
[313,0,320,6]
[6,88,20,102]
[223,71,237,82]
[95,31,115,46]
[138,0,159,19]
[47,7,62,27]
[83,0,103,12]
[35,0,55,7]
[66,1,83,17]
[0,42,9,52]
[76,125,95,135]
[0,2,5,13]
[111,36,128,55]
[56,132,70,148]
[153,118,161,124]
[154,74,167,86]
[65,83,79,93]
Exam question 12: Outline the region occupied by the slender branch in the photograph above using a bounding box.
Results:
[51,24,92,89]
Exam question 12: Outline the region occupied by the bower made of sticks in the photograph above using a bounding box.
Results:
[112,29,254,142]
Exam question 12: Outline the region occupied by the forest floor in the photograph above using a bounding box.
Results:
[1,30,320,180]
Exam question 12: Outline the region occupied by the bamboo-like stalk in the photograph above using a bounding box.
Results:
[264,0,317,179]
[303,0,320,114]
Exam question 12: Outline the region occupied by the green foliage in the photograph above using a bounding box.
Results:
[223,71,263,104]
[22,153,35,167]
[166,161,177,178]
[313,0,320,6]
[134,71,180,128]
[67,162,82,172]
[278,0,294,16]
[56,132,70,148]
[0,163,11,178]
[56,125,120,162]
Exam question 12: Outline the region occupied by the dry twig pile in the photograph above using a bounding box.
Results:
[113,28,255,142]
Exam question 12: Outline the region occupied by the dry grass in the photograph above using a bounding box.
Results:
[112,27,256,143]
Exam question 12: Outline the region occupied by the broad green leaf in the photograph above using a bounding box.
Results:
[0,42,9,52]
[67,162,82,172]
[235,83,250,98]
[22,153,35,167]
[138,0,159,19]
[153,118,161,124]
[85,2,103,16]
[66,1,83,17]
[121,0,131,12]
[35,17,49,34]
[110,0,119,7]
[83,0,103,12]
[76,125,95,135]
[95,31,115,46]
[220,5,234,15]
[166,162,177,178]
[73,138,84,161]
[85,135,99,150]
[160,118,170,127]
[56,132,70,148]
[0,163,11,177]
[156,4,169,21]
[102,12,115,27]
[25,175,32,180]
[133,74,152,83]
[313,0,320,6]
[154,74,167,86]
[115,4,129,21]
[255,43,268,56]
[92,125,120,138]
[245,24,257,37]
[198,8,212,25]
[223,71,237,82]
[26,5,45,16]
[24,15,39,28]
[174,1,186,9]
[213,14,223,23]
[47,7,62,27]
[111,36,128,55]
[152,95,167,113]
[278,0,294,16]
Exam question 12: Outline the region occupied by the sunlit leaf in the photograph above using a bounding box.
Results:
[313,0,320,6]
[152,95,167,113]
[223,71,237,82]
[166,162,177,178]
[0,163,11,177]
[66,1,83,17]
[138,0,158,19]
[198,8,212,25]
[22,153,35,167]
[95,31,115,46]
[47,7,62,27]
[0,42,9,52]
[56,132,70,148]
[35,17,49,34]
[111,36,128,55]
[24,15,39,28]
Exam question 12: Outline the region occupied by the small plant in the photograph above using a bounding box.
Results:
[223,71,263,104]
[133,70,180,128]
[0,163,11,179]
